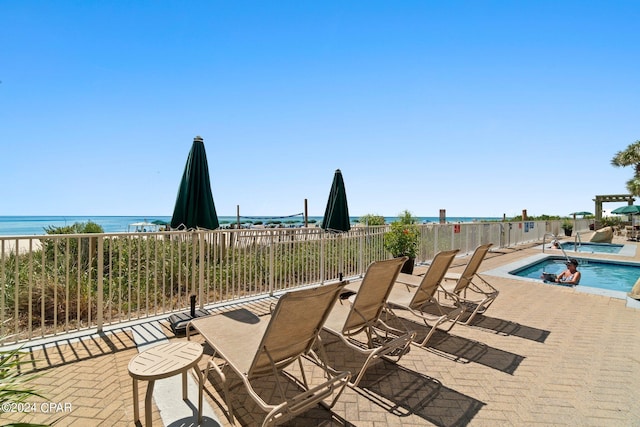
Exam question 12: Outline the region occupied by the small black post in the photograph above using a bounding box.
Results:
[190,295,196,318]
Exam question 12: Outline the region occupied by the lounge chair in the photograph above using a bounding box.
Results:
[188,282,351,427]
[439,243,498,325]
[385,249,466,347]
[322,257,416,386]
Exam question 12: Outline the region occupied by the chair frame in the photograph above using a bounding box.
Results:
[322,257,416,387]
[439,243,498,325]
[188,282,350,427]
[386,249,466,347]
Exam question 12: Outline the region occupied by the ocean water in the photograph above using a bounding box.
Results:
[0,215,501,236]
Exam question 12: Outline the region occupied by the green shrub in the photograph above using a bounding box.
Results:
[600,216,622,227]
[384,210,419,258]
[44,220,104,235]
[358,214,385,226]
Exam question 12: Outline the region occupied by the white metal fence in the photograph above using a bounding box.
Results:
[0,219,589,345]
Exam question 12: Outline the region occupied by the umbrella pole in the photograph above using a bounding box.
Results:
[167,231,210,335]
[198,230,205,310]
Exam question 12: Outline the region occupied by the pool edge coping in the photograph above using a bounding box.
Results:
[482,253,640,309]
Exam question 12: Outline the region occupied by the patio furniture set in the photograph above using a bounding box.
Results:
[128,244,498,426]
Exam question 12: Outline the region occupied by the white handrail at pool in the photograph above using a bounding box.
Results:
[542,232,571,262]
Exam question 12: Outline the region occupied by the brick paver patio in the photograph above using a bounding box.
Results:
[3,237,640,426]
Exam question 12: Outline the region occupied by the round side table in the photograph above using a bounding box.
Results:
[128,341,204,426]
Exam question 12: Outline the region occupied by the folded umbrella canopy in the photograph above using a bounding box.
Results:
[170,136,220,230]
[168,136,218,334]
[321,169,351,233]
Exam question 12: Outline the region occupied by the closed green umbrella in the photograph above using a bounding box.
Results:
[170,136,219,230]
[321,169,351,232]
[168,136,218,334]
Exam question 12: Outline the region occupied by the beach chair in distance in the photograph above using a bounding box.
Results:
[187,282,351,427]
[439,243,498,325]
[322,257,416,387]
[385,249,466,347]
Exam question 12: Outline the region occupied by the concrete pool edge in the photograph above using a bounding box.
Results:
[482,253,640,309]
[537,242,637,257]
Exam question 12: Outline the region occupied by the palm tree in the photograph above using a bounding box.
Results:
[611,140,640,196]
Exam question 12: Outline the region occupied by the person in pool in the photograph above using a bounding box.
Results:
[554,258,581,285]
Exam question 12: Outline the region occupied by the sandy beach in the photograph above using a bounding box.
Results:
[0,237,42,254]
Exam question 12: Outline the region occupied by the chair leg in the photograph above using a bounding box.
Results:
[207,360,235,425]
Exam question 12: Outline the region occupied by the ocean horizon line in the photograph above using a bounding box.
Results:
[0,215,503,236]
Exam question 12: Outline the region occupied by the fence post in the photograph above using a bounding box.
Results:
[320,232,325,283]
[359,229,364,276]
[96,236,104,333]
[269,231,275,295]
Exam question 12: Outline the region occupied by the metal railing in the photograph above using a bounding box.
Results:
[0,219,584,345]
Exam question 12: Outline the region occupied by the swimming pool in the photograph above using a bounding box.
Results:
[483,254,640,306]
[558,242,623,254]
[512,257,640,292]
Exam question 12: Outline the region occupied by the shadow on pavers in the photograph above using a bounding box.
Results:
[425,329,524,374]
[383,315,525,374]
[319,331,485,426]
[467,314,551,343]
[356,360,485,426]
[201,356,354,427]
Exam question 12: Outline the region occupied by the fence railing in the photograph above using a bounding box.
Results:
[0,219,588,345]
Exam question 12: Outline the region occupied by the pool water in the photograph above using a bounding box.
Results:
[512,257,640,292]
[558,242,623,254]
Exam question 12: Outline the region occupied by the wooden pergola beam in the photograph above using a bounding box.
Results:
[593,194,635,220]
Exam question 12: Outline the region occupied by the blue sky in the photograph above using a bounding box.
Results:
[1,1,638,218]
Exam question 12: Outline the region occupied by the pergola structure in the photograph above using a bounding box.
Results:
[594,194,635,220]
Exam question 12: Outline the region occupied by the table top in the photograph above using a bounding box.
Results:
[128,341,203,381]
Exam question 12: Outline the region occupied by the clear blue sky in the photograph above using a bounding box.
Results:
[1,1,638,218]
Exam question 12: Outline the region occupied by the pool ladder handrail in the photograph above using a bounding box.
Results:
[542,232,571,262]
[574,232,594,256]
[574,232,583,252]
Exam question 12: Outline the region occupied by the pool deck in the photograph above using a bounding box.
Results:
[3,235,640,426]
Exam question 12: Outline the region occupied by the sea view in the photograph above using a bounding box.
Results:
[0,215,502,236]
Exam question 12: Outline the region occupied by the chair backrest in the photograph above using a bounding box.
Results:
[342,257,407,333]
[248,281,345,378]
[452,243,493,293]
[409,249,459,309]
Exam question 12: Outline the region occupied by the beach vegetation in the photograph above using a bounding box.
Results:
[600,216,622,227]
[1,225,386,339]
[384,210,419,258]
[358,214,385,226]
[0,345,48,426]
[43,220,104,235]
